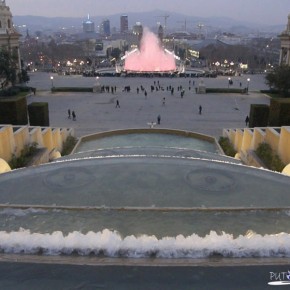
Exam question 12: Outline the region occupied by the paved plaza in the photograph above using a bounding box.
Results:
[27,72,270,138]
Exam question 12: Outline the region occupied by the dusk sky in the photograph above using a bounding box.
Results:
[7,0,290,25]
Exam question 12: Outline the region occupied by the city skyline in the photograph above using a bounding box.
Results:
[7,0,290,26]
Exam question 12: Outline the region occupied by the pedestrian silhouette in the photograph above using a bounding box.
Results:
[199,105,202,115]
[68,109,71,119]
[116,99,120,108]
[157,114,161,124]
[245,115,249,127]
[72,111,76,121]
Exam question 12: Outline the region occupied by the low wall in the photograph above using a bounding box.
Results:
[0,126,15,161]
[0,125,75,163]
[223,126,290,167]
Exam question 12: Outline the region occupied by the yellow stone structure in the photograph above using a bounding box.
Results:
[223,126,290,173]
[0,125,75,164]
[0,158,11,173]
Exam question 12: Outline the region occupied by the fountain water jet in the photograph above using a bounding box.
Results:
[124,27,177,73]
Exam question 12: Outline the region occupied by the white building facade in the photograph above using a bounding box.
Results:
[0,0,21,81]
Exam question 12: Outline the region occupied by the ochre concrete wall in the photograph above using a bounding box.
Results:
[241,129,253,153]
[52,128,62,152]
[234,129,244,152]
[251,128,266,151]
[41,128,54,152]
[228,129,236,145]
[29,127,44,147]
[224,126,290,168]
[0,126,15,161]
[279,127,290,164]
[0,125,74,163]
[13,127,29,157]
[265,128,280,152]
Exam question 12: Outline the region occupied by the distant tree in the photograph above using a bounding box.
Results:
[199,39,279,72]
[177,47,186,60]
[265,65,290,97]
[18,69,30,84]
[0,49,18,88]
[110,47,121,60]
[122,44,129,54]
[20,40,84,70]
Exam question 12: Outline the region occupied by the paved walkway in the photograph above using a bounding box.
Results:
[27,72,270,139]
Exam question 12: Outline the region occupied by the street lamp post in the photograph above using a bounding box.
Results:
[50,76,54,89]
[247,78,250,93]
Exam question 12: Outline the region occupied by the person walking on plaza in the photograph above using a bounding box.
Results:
[157,114,161,125]
[116,99,120,108]
[199,105,202,115]
[72,110,76,121]
[68,109,71,119]
[245,115,249,127]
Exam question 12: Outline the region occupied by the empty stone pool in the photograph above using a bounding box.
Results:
[73,129,220,154]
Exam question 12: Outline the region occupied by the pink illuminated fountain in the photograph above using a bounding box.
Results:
[124,27,177,73]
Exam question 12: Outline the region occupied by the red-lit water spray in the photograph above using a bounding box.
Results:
[124,27,176,72]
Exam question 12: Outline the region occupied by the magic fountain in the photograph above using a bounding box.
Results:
[117,27,184,74]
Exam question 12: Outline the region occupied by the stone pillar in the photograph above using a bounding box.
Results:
[287,49,290,65]
[279,14,290,66]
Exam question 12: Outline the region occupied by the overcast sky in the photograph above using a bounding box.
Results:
[6,0,290,25]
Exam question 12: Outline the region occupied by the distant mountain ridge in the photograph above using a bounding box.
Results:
[13,10,285,35]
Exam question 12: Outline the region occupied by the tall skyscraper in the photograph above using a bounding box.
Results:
[132,22,143,46]
[120,15,128,34]
[83,14,95,33]
[100,19,110,37]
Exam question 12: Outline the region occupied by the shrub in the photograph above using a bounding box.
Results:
[0,86,35,97]
[51,87,93,93]
[0,87,19,96]
[255,142,285,172]
[218,137,237,157]
[249,104,269,127]
[0,95,28,125]
[206,88,244,94]
[61,135,78,156]
[28,102,49,126]
[8,142,38,169]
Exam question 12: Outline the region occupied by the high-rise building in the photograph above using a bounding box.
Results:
[120,15,128,34]
[83,14,95,33]
[100,19,110,37]
[132,22,143,45]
